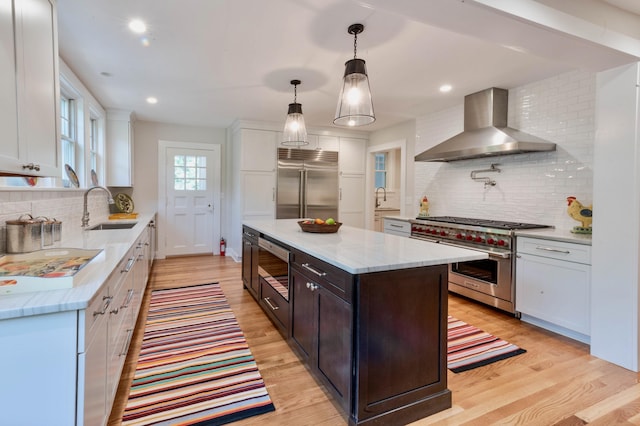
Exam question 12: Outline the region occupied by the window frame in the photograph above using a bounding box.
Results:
[374,152,387,189]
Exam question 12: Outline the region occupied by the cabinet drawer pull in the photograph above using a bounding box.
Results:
[119,329,134,357]
[122,257,136,272]
[121,289,135,309]
[93,296,113,317]
[22,163,40,171]
[535,246,570,254]
[390,224,404,228]
[301,263,327,277]
[264,297,279,311]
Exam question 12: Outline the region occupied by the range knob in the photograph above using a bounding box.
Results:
[487,238,495,245]
[440,231,447,236]
[475,236,483,243]
[466,235,473,241]
[456,233,463,239]
[497,240,506,246]
[431,229,438,234]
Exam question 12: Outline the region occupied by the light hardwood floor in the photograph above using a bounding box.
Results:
[109,255,640,426]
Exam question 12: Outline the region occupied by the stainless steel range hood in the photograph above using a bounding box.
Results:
[415,88,556,162]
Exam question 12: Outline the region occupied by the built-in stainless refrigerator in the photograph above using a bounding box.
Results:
[276,148,339,220]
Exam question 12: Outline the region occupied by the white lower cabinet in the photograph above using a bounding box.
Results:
[383,217,410,237]
[516,236,591,343]
[0,224,151,426]
[81,284,110,425]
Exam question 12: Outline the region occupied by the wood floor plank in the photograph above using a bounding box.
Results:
[109,255,639,426]
[576,383,640,423]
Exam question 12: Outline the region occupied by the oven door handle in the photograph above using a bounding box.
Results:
[436,240,512,259]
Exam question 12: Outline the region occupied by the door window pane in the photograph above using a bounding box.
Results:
[173,154,207,190]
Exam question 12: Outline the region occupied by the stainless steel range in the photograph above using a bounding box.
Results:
[410,216,551,314]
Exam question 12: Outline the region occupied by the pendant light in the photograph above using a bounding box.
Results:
[282,79,309,146]
[334,23,375,127]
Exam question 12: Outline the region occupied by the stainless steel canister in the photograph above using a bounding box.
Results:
[52,219,62,242]
[36,216,54,247]
[6,214,43,253]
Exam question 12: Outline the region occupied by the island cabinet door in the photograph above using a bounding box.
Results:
[353,265,451,425]
[290,266,353,411]
[290,267,316,359]
[241,227,259,300]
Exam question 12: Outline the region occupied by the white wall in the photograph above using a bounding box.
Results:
[368,120,416,216]
[592,62,639,372]
[414,70,595,230]
[132,120,228,226]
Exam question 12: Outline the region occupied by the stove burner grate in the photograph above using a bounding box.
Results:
[415,216,550,230]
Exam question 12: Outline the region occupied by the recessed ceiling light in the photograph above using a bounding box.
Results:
[439,84,452,93]
[128,19,147,34]
[146,97,158,104]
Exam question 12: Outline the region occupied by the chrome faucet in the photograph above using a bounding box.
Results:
[82,186,115,227]
[375,187,387,208]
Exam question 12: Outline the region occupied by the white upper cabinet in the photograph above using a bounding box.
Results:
[0,0,60,177]
[106,109,135,187]
[240,128,277,172]
[339,137,366,174]
[318,135,339,151]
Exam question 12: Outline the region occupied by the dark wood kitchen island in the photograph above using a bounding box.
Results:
[243,219,486,425]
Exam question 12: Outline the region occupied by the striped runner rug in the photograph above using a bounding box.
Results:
[121,283,275,425]
[447,315,526,373]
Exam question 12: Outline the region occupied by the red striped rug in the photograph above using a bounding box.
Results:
[121,283,275,425]
[447,315,526,373]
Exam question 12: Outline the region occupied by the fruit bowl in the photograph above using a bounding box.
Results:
[298,220,342,233]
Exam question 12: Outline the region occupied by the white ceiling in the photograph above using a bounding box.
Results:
[57,0,640,132]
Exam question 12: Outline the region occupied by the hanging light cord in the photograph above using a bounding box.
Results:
[353,32,358,59]
[293,83,297,103]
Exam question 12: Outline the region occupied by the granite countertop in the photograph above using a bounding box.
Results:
[243,218,487,274]
[0,213,155,320]
[515,228,592,245]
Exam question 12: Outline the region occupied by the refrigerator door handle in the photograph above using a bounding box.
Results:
[299,169,306,218]
[302,169,308,217]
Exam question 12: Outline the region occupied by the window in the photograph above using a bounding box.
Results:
[60,95,77,187]
[174,155,207,190]
[89,116,98,182]
[374,152,387,188]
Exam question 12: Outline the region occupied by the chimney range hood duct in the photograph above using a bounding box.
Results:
[415,88,556,162]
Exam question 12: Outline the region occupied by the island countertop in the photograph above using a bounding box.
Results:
[243,219,487,274]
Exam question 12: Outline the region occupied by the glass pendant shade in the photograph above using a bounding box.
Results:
[282,79,309,146]
[282,102,308,146]
[333,58,375,127]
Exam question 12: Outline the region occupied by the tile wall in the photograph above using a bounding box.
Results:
[414,70,595,230]
[0,190,111,254]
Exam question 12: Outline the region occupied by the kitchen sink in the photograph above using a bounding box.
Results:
[87,222,137,230]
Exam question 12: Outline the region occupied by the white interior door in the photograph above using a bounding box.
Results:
[159,142,221,257]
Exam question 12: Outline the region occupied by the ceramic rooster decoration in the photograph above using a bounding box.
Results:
[419,196,429,218]
[566,196,592,234]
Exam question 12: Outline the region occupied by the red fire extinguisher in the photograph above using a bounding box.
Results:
[220,238,226,256]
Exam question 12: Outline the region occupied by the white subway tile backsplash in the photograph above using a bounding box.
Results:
[0,190,110,253]
[415,70,594,230]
